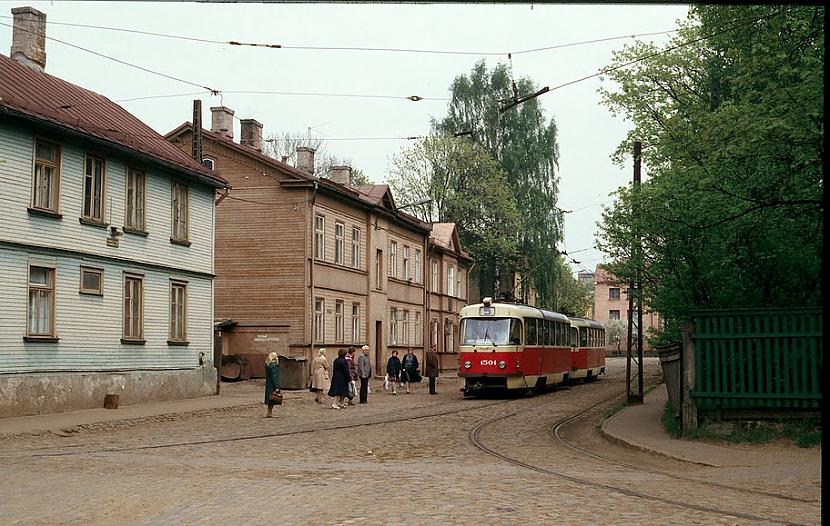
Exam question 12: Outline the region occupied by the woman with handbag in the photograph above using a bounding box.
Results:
[327,348,351,409]
[385,350,402,395]
[310,348,330,404]
[264,352,281,418]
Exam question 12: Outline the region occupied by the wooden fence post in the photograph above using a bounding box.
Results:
[681,321,698,433]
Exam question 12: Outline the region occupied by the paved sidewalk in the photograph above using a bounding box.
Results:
[600,383,819,467]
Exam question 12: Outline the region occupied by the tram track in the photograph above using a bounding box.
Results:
[469,385,809,526]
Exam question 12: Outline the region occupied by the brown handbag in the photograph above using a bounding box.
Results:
[270,390,283,405]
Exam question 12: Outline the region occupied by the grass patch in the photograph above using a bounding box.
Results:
[662,401,682,438]
[683,415,821,448]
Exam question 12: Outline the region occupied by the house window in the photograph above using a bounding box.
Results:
[202,158,215,170]
[431,319,439,348]
[314,215,325,261]
[82,154,105,222]
[431,259,439,292]
[390,308,398,345]
[375,249,383,289]
[31,138,61,212]
[389,241,397,278]
[126,167,146,231]
[401,310,409,345]
[609,310,621,321]
[334,222,345,265]
[415,249,422,283]
[414,312,421,346]
[447,265,455,297]
[402,246,410,281]
[444,320,454,354]
[351,227,361,269]
[169,281,187,343]
[123,274,144,341]
[609,287,621,300]
[79,267,103,296]
[457,268,463,299]
[27,266,55,337]
[351,303,360,343]
[335,300,344,342]
[314,298,325,342]
[171,183,189,242]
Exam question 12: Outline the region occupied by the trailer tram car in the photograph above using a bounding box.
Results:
[568,317,606,382]
[459,298,575,395]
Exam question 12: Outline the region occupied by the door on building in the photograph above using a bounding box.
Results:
[375,320,383,376]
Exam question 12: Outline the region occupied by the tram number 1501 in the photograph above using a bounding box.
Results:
[480,359,498,366]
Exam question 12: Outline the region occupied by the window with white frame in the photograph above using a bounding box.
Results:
[126,167,146,231]
[415,249,422,283]
[334,300,344,342]
[401,310,409,345]
[82,153,105,222]
[375,249,383,289]
[169,281,187,343]
[447,265,456,297]
[351,227,361,269]
[171,183,189,242]
[334,222,345,265]
[314,298,325,342]
[431,259,439,292]
[351,303,360,343]
[431,319,439,348]
[390,308,398,345]
[123,274,144,341]
[389,241,398,278]
[457,268,463,299]
[27,265,55,337]
[414,312,421,345]
[402,246,410,281]
[31,138,61,213]
[444,319,454,353]
[201,158,215,170]
[314,215,325,261]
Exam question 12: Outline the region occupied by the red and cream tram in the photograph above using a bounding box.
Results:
[568,317,606,381]
[459,298,580,395]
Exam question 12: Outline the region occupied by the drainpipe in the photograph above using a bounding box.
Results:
[308,181,318,359]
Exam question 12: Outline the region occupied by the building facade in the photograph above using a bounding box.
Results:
[0,8,227,416]
[167,111,442,376]
[593,265,662,353]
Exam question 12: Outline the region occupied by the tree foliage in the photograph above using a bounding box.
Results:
[597,5,823,340]
[388,136,521,296]
[433,61,565,307]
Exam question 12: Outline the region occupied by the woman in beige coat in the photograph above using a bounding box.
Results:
[310,348,331,404]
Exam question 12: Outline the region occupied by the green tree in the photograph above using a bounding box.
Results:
[597,5,823,340]
[605,319,626,354]
[388,136,521,297]
[433,61,563,307]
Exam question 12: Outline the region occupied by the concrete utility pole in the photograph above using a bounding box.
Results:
[627,141,644,404]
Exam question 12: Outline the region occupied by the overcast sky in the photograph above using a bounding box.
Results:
[0,1,690,275]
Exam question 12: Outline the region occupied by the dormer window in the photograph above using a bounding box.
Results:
[202,158,215,170]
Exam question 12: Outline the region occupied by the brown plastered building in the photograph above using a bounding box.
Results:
[166,111,433,376]
[426,223,472,373]
[593,264,662,353]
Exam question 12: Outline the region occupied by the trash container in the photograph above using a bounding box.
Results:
[278,356,308,390]
[656,343,681,418]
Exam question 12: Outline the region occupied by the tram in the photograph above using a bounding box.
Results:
[458,298,605,396]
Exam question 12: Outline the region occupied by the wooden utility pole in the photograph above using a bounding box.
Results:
[627,141,644,404]
[192,99,203,162]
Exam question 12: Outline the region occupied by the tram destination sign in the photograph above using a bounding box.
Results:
[479,306,495,316]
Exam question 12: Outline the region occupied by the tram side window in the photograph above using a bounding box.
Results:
[570,327,578,346]
[510,319,522,345]
[557,323,565,346]
[526,318,537,345]
[599,329,605,347]
[580,328,588,347]
[545,320,553,346]
[554,323,560,346]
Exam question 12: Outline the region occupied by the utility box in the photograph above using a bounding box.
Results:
[656,342,681,418]
[278,356,308,390]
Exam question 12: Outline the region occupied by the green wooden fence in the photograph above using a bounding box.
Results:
[689,308,822,411]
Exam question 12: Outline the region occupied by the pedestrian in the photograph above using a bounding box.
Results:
[310,348,330,404]
[401,347,420,394]
[357,345,372,404]
[345,347,357,406]
[386,349,402,395]
[264,352,281,418]
[328,348,351,409]
[426,344,439,395]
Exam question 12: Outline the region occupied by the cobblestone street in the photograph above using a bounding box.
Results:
[0,358,820,525]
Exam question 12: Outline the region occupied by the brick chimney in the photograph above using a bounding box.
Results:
[10,7,46,72]
[329,165,352,186]
[239,119,263,151]
[297,146,315,174]
[210,106,234,140]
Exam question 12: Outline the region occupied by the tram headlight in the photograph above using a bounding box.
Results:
[498,360,506,369]
[464,360,472,369]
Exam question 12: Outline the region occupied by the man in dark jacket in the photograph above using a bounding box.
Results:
[345,348,357,406]
[401,347,419,394]
[357,345,372,404]
[425,344,439,395]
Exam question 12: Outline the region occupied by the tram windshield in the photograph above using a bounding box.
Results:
[461,317,522,346]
